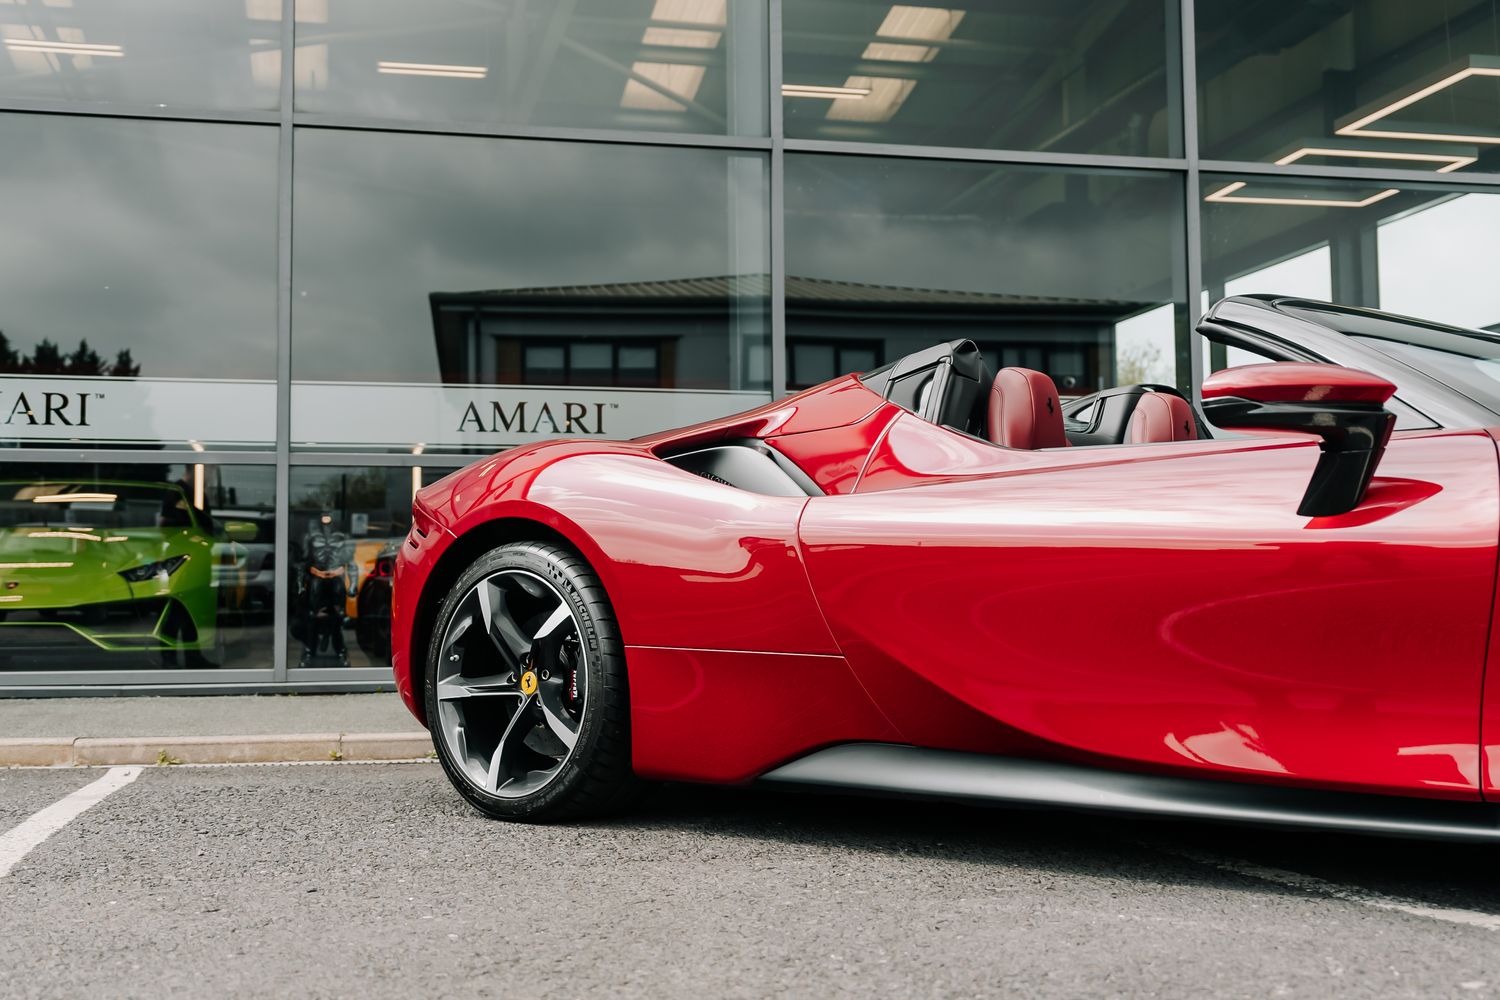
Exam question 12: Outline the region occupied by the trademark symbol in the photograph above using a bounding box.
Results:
[94,393,105,400]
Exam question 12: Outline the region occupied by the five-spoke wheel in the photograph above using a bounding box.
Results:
[424,541,634,820]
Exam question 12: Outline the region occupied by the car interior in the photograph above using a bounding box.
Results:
[858,337,1201,451]
[661,338,1207,498]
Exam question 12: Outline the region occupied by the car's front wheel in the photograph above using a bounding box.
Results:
[423,540,635,821]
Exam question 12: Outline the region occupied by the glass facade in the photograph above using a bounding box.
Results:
[293,0,769,135]
[1,0,1494,690]
[783,0,1178,155]
[785,156,1186,391]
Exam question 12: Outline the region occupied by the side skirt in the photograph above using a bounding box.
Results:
[758,743,1500,843]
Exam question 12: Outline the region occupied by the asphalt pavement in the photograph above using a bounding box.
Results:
[4,762,1500,999]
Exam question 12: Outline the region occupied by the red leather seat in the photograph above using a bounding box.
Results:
[1126,391,1196,444]
[987,367,1068,449]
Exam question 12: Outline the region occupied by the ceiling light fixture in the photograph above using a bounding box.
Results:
[1204,181,1401,208]
[1274,146,1477,172]
[782,84,872,99]
[1336,55,1500,144]
[4,38,123,57]
[31,492,117,504]
[26,531,102,542]
[376,61,487,79]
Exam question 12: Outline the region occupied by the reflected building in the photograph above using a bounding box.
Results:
[433,275,1147,394]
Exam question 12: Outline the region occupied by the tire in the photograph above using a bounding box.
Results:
[423,540,636,821]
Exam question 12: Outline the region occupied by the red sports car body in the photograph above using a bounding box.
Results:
[394,296,1500,837]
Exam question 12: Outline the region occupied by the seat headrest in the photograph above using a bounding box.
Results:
[1126,391,1196,444]
[987,367,1067,450]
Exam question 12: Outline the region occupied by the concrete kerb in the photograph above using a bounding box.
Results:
[0,731,434,767]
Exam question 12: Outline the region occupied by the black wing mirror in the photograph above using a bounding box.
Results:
[1200,363,1396,518]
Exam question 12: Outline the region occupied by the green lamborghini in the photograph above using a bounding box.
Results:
[0,481,227,665]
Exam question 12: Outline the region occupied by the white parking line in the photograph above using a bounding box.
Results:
[3,758,438,772]
[0,766,141,878]
[1166,846,1500,931]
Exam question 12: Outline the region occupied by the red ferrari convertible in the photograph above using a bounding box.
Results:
[393,295,1500,838]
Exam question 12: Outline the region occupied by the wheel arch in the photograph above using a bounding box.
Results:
[406,513,601,728]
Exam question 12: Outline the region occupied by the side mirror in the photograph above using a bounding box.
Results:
[1201,363,1396,518]
[222,520,259,543]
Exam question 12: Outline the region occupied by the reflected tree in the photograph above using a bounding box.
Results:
[0,332,141,376]
[1116,343,1170,385]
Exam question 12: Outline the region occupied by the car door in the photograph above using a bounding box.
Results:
[797,412,1499,799]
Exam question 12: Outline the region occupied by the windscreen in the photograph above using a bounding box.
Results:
[0,483,192,530]
[1280,303,1500,418]
[1348,340,1500,416]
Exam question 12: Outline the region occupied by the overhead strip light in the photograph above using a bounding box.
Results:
[1204,181,1400,208]
[376,61,487,79]
[1274,146,1477,172]
[1336,55,1500,144]
[4,39,123,57]
[1206,141,1479,207]
[31,492,118,504]
[782,84,872,99]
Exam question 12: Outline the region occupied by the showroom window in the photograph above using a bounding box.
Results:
[0,464,276,673]
[0,113,279,450]
[0,0,282,111]
[785,155,1189,395]
[783,0,1178,156]
[291,129,770,454]
[1195,0,1500,172]
[1199,173,1500,384]
[1201,173,1500,329]
[293,0,769,136]
[286,467,417,672]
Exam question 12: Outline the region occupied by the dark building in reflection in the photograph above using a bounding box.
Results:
[433,276,1145,395]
